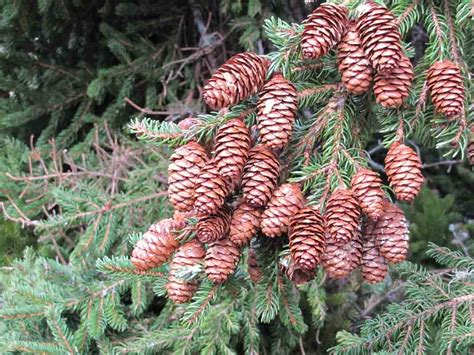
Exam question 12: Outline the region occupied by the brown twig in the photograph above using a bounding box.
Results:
[442,0,461,64]
[297,83,339,98]
[124,97,171,116]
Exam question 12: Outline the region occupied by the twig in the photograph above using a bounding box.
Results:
[422,160,463,169]
[124,97,171,116]
[396,0,419,26]
[442,0,461,64]
[297,83,339,98]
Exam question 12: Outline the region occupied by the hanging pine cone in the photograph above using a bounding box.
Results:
[131,219,179,270]
[260,183,304,238]
[242,145,281,207]
[301,3,348,59]
[356,1,403,73]
[166,240,206,304]
[256,73,298,151]
[168,142,208,212]
[289,207,326,270]
[325,188,361,245]
[426,60,465,118]
[284,256,316,285]
[373,54,413,108]
[214,118,251,185]
[385,142,424,202]
[337,24,373,95]
[361,221,388,284]
[205,237,241,284]
[248,248,262,283]
[351,168,385,220]
[196,205,232,244]
[229,200,261,247]
[203,52,269,109]
[321,240,352,279]
[349,228,363,272]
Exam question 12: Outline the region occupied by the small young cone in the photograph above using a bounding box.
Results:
[203,52,269,109]
[361,220,388,284]
[205,236,241,284]
[214,118,251,185]
[385,142,424,202]
[131,219,179,270]
[166,240,206,304]
[242,145,281,207]
[301,3,348,59]
[248,248,262,283]
[229,200,261,247]
[351,168,385,220]
[427,60,465,118]
[256,74,298,150]
[356,1,403,73]
[196,205,232,244]
[373,54,413,109]
[325,188,361,245]
[289,207,326,270]
[168,142,208,212]
[261,183,304,238]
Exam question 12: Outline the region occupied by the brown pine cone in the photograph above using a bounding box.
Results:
[193,159,230,216]
[284,257,316,285]
[348,228,363,272]
[166,240,206,304]
[301,3,348,59]
[248,248,262,283]
[385,142,424,202]
[337,24,373,95]
[261,183,304,238]
[321,240,352,279]
[196,205,232,244]
[205,236,241,284]
[229,200,261,247]
[356,1,403,73]
[168,142,208,212]
[374,202,409,264]
[203,52,269,109]
[325,188,361,245]
[289,207,326,270]
[351,168,385,220]
[131,219,179,270]
[177,117,200,131]
[214,118,251,185]
[361,220,388,284]
[256,74,298,150]
[427,60,465,118]
[242,145,281,207]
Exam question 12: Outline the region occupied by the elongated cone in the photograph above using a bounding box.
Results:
[166,240,206,304]
[374,202,409,264]
[168,142,208,212]
[301,3,348,59]
[289,207,326,270]
[205,236,241,284]
[242,145,280,207]
[361,220,388,284]
[325,188,361,245]
[261,183,304,238]
[196,205,232,244]
[131,219,179,270]
[256,74,298,150]
[322,228,362,279]
[385,142,424,202]
[248,248,262,282]
[214,118,251,185]
[203,52,269,109]
[427,60,465,118]
[351,168,385,220]
[229,200,261,247]
[356,1,403,73]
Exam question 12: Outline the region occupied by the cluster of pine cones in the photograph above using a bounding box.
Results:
[130,1,466,304]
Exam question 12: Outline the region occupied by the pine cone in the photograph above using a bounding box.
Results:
[348,228,363,272]
[337,24,373,95]
[385,142,424,202]
[285,258,316,285]
[131,219,179,270]
[289,207,326,270]
[178,117,200,131]
[229,200,261,247]
[242,145,281,207]
[248,248,262,283]
[361,221,388,284]
[166,240,206,304]
[193,159,230,216]
[205,237,241,284]
[427,60,465,118]
[325,188,361,245]
[356,1,403,73]
[374,202,409,264]
[321,241,352,279]
[168,142,208,212]
[214,118,251,185]
[351,168,385,220]
[301,3,348,59]
[203,52,269,109]
[261,183,304,238]
[256,74,298,150]
[196,205,232,244]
